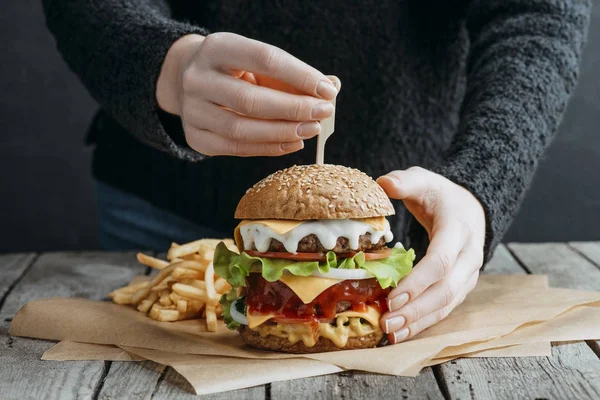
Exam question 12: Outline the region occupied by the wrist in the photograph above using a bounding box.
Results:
[156,33,205,115]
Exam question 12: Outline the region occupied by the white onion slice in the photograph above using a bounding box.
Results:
[311,268,375,280]
[230,299,248,325]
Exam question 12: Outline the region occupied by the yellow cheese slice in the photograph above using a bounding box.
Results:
[336,305,381,327]
[246,313,277,329]
[278,274,342,304]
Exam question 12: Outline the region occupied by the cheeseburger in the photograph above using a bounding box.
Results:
[214,164,415,353]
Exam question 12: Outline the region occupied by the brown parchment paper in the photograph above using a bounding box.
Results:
[121,346,344,396]
[10,276,600,377]
[42,341,144,361]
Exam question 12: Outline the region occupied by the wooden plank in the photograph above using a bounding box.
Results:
[0,251,145,400]
[436,243,600,399]
[96,360,166,399]
[270,370,443,400]
[507,242,600,291]
[0,253,37,310]
[151,367,265,399]
[569,241,600,268]
[437,344,600,399]
[483,244,527,274]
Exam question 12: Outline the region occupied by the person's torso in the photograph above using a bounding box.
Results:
[93,0,470,235]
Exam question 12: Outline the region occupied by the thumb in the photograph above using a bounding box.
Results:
[376,167,433,200]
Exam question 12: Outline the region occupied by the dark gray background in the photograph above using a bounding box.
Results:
[1,1,599,253]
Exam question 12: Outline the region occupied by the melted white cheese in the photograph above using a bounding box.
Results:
[239,219,393,253]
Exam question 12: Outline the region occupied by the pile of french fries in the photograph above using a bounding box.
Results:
[108,238,238,331]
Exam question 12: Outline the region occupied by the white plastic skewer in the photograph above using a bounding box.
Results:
[316,76,341,165]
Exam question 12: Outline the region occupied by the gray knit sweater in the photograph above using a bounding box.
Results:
[42,0,591,261]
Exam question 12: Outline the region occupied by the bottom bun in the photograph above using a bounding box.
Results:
[239,325,385,354]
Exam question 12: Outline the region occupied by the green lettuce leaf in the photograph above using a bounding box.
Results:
[214,242,415,290]
[219,288,242,330]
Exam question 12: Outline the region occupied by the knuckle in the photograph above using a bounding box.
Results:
[181,68,200,94]
[406,305,421,324]
[407,166,425,173]
[432,252,453,279]
[299,71,314,92]
[201,33,223,54]
[441,285,457,308]
[226,118,247,142]
[290,99,305,120]
[439,304,453,321]
[257,46,283,74]
[234,88,258,115]
[421,188,440,213]
[228,140,245,156]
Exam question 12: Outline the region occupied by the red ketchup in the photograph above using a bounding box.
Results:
[245,273,390,325]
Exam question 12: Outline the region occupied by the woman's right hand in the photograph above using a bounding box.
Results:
[156,32,338,157]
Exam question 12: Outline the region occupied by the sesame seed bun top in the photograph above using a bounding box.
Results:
[234,164,395,220]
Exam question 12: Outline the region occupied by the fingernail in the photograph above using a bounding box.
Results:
[388,293,409,311]
[297,122,320,139]
[391,328,410,344]
[311,102,334,119]
[384,316,405,334]
[281,141,303,151]
[316,80,337,99]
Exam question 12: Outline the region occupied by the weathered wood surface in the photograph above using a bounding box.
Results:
[270,369,443,400]
[510,242,600,357]
[0,244,599,399]
[436,243,600,400]
[151,368,265,400]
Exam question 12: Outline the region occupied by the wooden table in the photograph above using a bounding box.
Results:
[1,242,599,399]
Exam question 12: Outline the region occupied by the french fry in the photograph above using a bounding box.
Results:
[131,264,177,304]
[110,238,235,328]
[137,292,158,313]
[172,266,204,280]
[167,238,225,260]
[189,280,206,290]
[150,277,175,292]
[204,263,218,303]
[190,300,205,313]
[177,299,188,313]
[205,304,217,332]
[172,283,207,301]
[150,304,180,322]
[110,293,133,305]
[159,290,172,306]
[136,253,170,270]
[214,277,231,294]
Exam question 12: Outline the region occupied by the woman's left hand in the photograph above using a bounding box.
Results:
[376,167,486,344]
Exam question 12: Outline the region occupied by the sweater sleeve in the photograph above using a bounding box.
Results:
[42,0,208,162]
[420,0,591,264]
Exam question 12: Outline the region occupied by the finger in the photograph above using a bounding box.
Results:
[202,73,334,121]
[382,249,480,333]
[184,101,321,143]
[184,127,304,157]
[200,32,338,99]
[387,223,468,310]
[388,270,479,344]
[376,167,438,200]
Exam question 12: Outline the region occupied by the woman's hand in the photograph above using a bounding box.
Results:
[377,167,486,344]
[156,33,338,157]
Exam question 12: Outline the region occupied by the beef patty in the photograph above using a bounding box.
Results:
[251,234,386,253]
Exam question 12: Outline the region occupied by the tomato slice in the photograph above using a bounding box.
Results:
[244,248,392,261]
[245,250,325,261]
